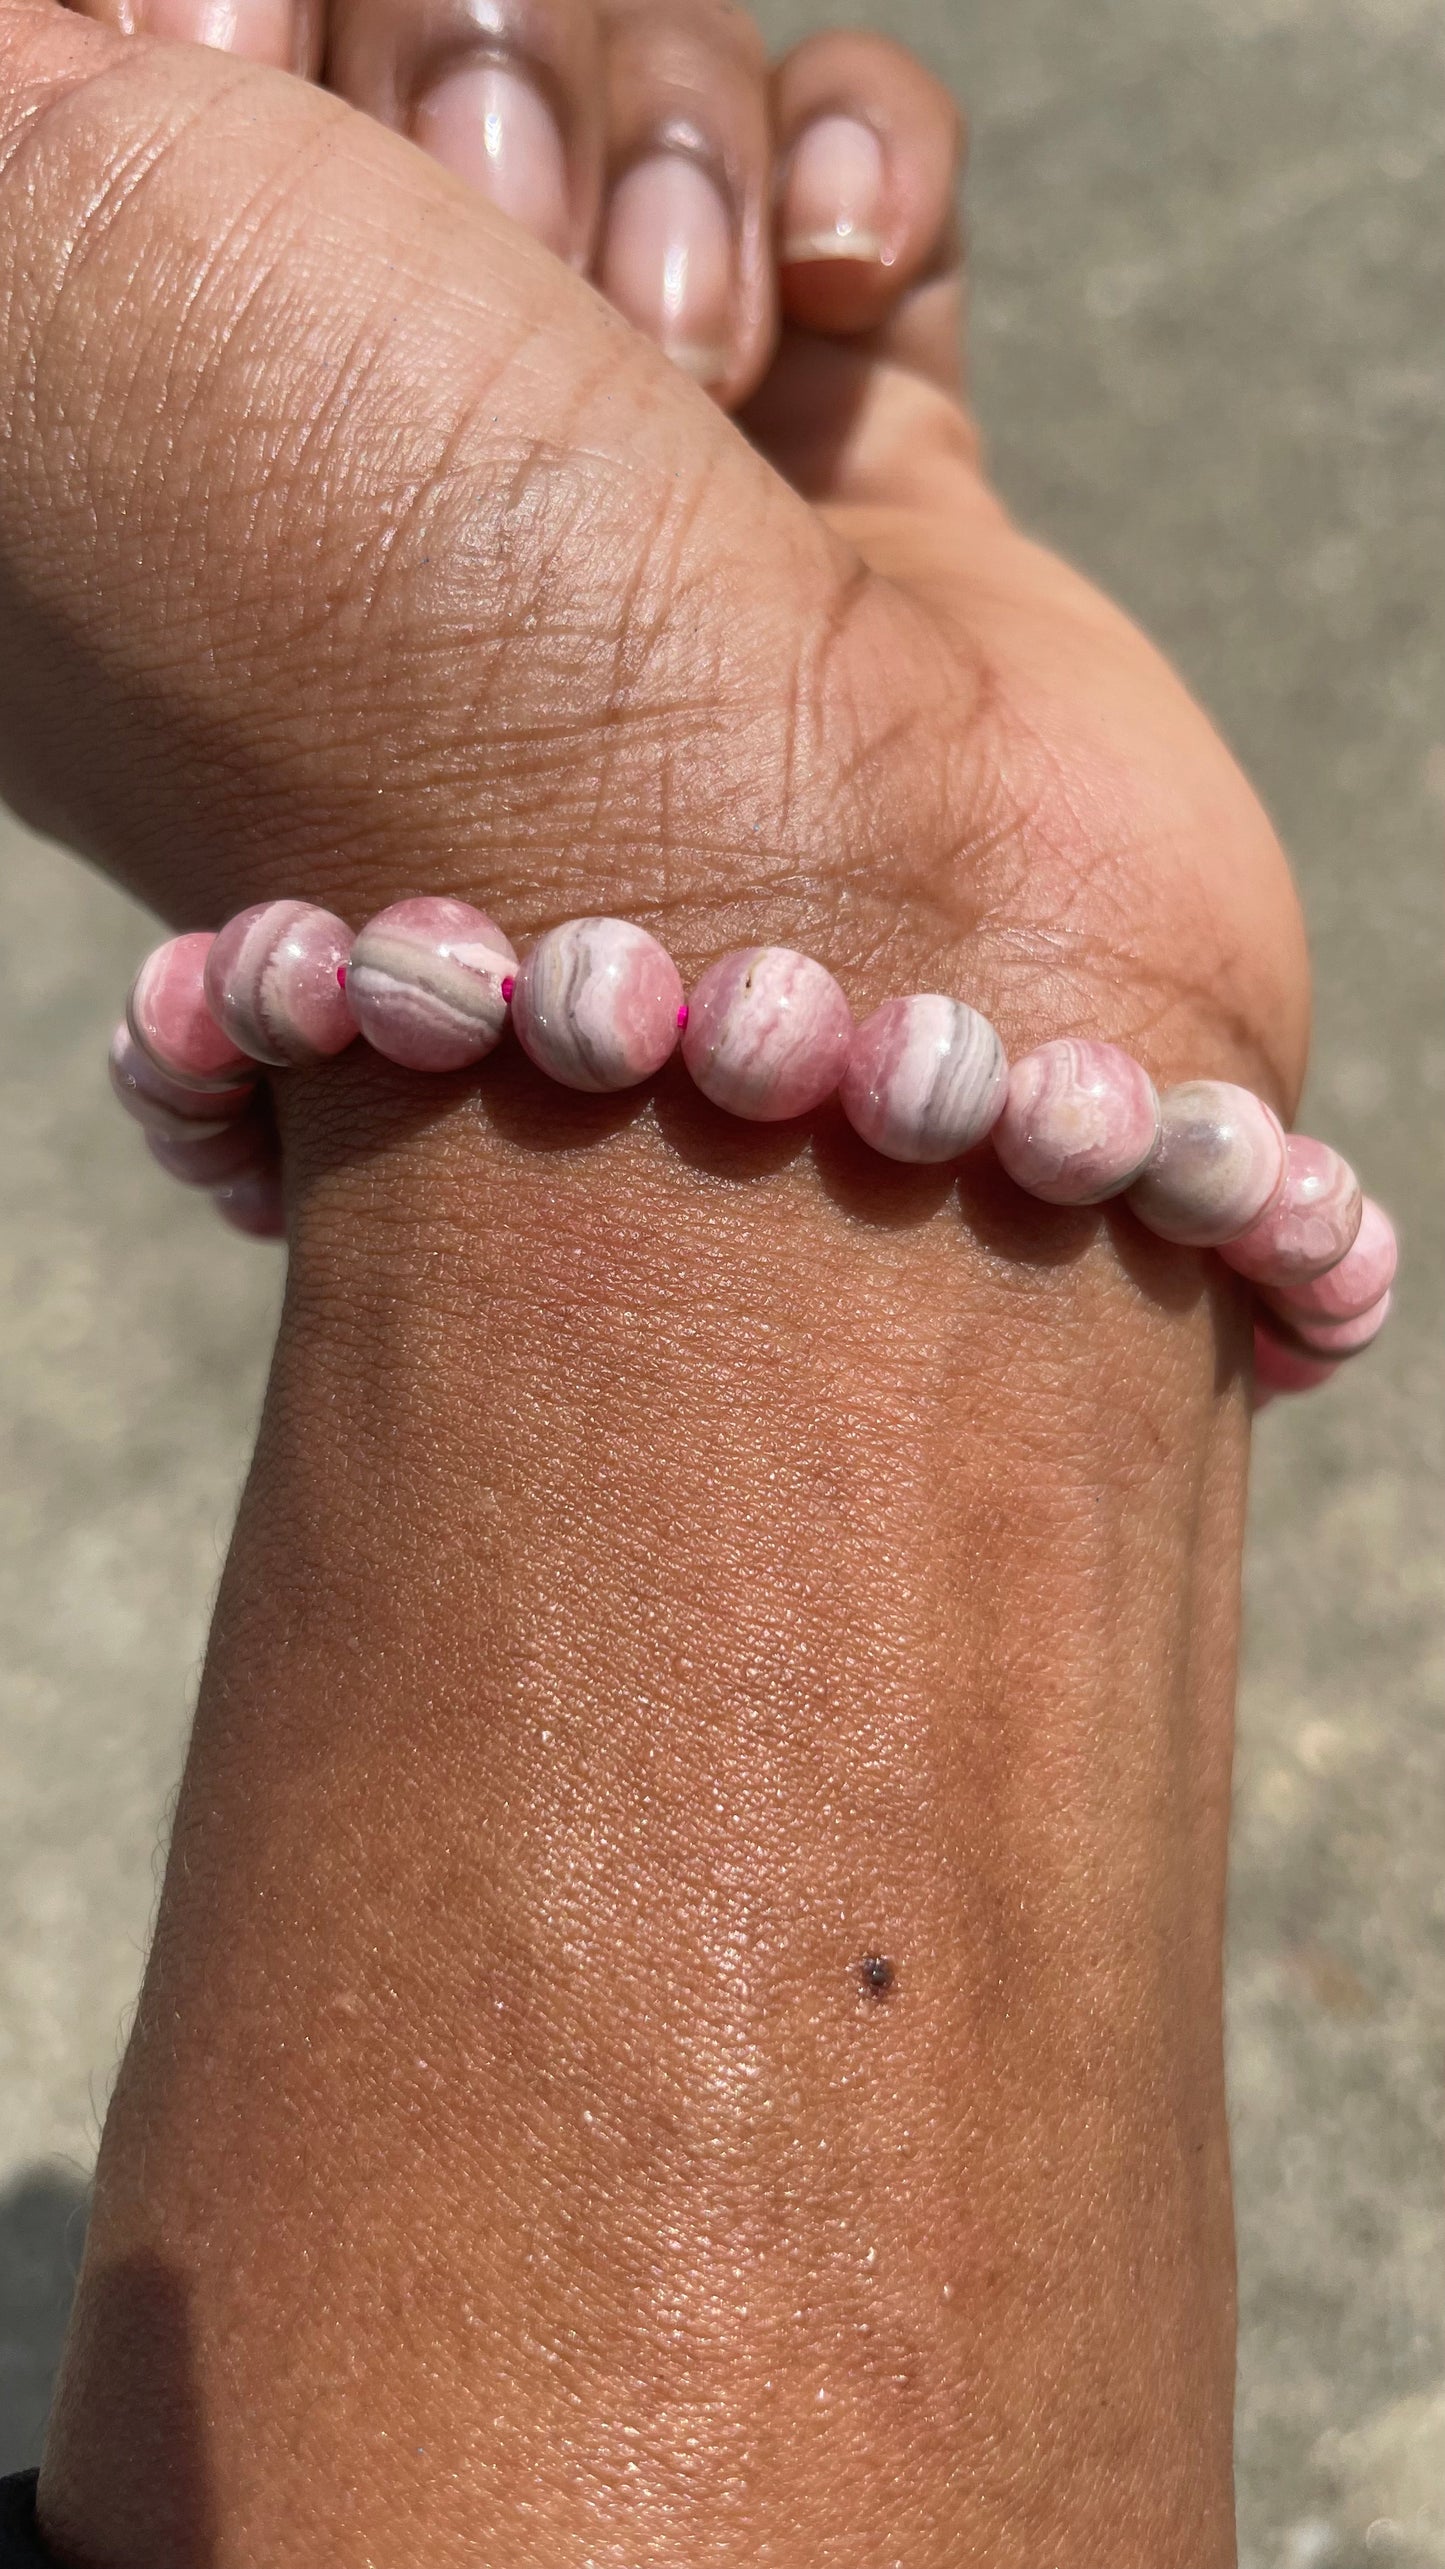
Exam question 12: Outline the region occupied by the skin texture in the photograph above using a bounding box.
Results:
[46,1068,1250,2568]
[0,0,1316,2554]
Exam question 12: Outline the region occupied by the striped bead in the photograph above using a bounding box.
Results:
[840,995,1006,1164]
[204,900,356,1067]
[346,899,517,1071]
[1218,1134,1362,1287]
[127,934,255,1092]
[1128,1081,1286,1246]
[1268,1197,1398,1326]
[109,1025,254,1140]
[1286,1289,1392,1358]
[682,947,853,1122]
[511,918,684,1093]
[993,1040,1159,1204]
[145,1114,273,1188]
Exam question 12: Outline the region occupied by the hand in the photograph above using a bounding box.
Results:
[0,0,1309,1115]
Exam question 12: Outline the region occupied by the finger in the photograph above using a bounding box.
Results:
[63,0,323,78]
[772,30,963,389]
[324,0,605,265]
[594,0,772,404]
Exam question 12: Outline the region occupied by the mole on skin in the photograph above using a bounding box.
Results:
[857,1955,896,1999]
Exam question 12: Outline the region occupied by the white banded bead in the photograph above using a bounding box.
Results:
[841,995,1007,1163]
[346,899,517,1071]
[993,1040,1159,1204]
[511,918,684,1092]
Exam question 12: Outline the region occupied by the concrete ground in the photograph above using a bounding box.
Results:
[1,0,1441,2553]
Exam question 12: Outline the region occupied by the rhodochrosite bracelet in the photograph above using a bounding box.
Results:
[111,898,1398,1407]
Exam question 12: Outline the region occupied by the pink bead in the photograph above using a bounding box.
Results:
[1253,1324,1341,1397]
[345,898,518,1071]
[127,933,255,1092]
[1218,1134,1362,1287]
[993,1039,1160,1205]
[108,1025,254,1140]
[212,1166,286,1240]
[145,1115,272,1188]
[1287,1289,1392,1357]
[682,947,853,1122]
[511,918,684,1093]
[1128,1081,1286,1246]
[840,994,1006,1163]
[204,901,356,1068]
[1268,1197,1398,1326]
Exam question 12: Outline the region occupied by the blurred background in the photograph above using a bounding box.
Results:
[1,0,1441,2553]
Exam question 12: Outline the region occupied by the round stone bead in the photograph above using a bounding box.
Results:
[682,947,853,1122]
[840,995,1006,1163]
[1287,1288,1392,1358]
[345,898,518,1071]
[1253,1324,1340,1399]
[204,900,356,1067]
[1127,1080,1286,1246]
[511,918,684,1093]
[127,933,255,1092]
[1217,1134,1362,1288]
[993,1039,1159,1205]
[108,1025,254,1140]
[146,1114,272,1188]
[212,1167,286,1240]
[1268,1197,1398,1327]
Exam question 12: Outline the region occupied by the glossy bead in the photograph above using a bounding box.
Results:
[127,933,255,1092]
[1287,1289,1392,1358]
[1128,1081,1286,1246]
[146,1114,272,1188]
[840,995,1006,1163]
[108,1025,254,1140]
[682,947,853,1122]
[511,918,684,1093]
[212,1166,286,1240]
[993,1039,1159,1204]
[1269,1197,1398,1326]
[204,900,356,1067]
[1218,1134,1362,1287]
[1253,1324,1340,1398]
[345,898,518,1071]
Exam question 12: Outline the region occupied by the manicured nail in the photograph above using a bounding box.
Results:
[138,0,298,66]
[601,155,734,386]
[413,63,571,259]
[780,116,887,263]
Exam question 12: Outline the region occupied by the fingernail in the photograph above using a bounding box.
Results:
[138,0,298,66]
[780,116,887,264]
[413,62,570,259]
[601,155,734,386]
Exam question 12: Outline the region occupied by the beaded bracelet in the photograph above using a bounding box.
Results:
[109,898,1397,1408]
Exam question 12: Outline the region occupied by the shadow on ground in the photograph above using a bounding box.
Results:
[0,2168,88,2474]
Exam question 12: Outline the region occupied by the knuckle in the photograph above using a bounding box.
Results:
[611,0,767,81]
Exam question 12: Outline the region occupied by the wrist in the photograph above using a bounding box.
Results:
[44,1048,1243,2565]
[116,891,1389,1400]
[279,1030,1245,1454]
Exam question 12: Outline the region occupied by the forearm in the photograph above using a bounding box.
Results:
[40,1040,1246,2567]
